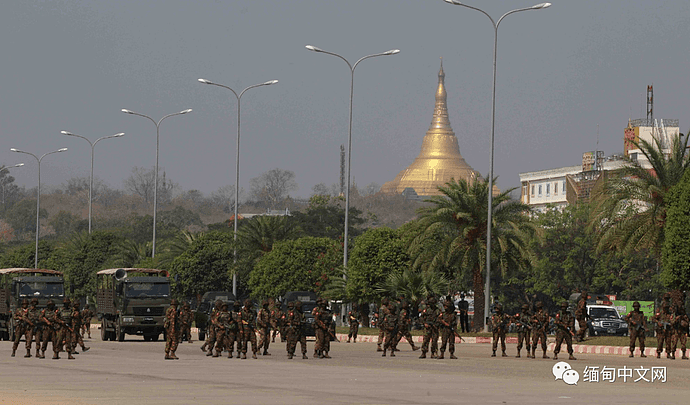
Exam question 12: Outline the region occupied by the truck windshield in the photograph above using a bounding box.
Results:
[19,282,64,298]
[125,282,170,298]
[590,307,620,319]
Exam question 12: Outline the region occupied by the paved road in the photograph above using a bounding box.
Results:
[1,336,689,404]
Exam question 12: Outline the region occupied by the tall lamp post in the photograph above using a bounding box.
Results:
[443,0,551,330]
[121,108,192,258]
[198,78,278,296]
[0,163,25,213]
[10,147,68,268]
[61,131,124,233]
[304,45,400,273]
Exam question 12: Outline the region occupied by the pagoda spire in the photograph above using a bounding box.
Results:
[430,57,452,132]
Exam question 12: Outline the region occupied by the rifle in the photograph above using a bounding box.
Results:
[555,321,574,336]
[513,316,532,330]
[452,329,466,342]
[661,321,672,331]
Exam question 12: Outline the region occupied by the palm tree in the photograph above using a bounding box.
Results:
[591,132,690,259]
[410,177,535,331]
[157,230,203,267]
[237,215,302,256]
[375,268,449,310]
[114,239,152,268]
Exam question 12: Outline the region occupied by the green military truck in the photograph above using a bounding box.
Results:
[97,268,171,342]
[0,268,65,341]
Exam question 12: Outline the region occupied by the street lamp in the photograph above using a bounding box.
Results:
[10,147,68,268]
[121,108,192,258]
[61,131,124,233]
[305,45,400,274]
[0,163,25,214]
[198,78,278,296]
[443,0,551,330]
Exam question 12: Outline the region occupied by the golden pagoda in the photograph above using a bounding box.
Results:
[381,59,480,196]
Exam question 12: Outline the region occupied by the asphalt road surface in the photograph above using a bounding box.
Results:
[1,335,689,404]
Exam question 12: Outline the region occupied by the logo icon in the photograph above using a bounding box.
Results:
[553,362,580,385]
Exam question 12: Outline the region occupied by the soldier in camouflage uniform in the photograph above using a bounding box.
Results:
[11,299,28,357]
[419,296,440,359]
[286,301,309,359]
[490,304,510,357]
[40,300,60,359]
[56,298,75,360]
[213,303,234,358]
[70,301,89,354]
[269,298,281,343]
[201,300,222,355]
[257,300,272,355]
[553,301,576,361]
[376,298,390,352]
[179,302,194,343]
[653,302,675,359]
[240,299,258,359]
[347,303,360,343]
[671,305,689,360]
[23,298,42,358]
[438,300,458,359]
[315,299,333,359]
[625,301,647,358]
[382,303,398,357]
[394,301,419,351]
[164,299,179,360]
[81,304,93,339]
[574,290,589,342]
[531,301,550,359]
[514,304,532,358]
[231,301,243,357]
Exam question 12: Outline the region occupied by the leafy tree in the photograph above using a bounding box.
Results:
[113,239,152,268]
[158,206,203,230]
[50,210,87,238]
[591,132,690,259]
[169,231,233,301]
[376,268,449,311]
[410,178,536,331]
[249,168,297,208]
[248,237,341,299]
[0,166,23,214]
[292,195,365,240]
[4,199,48,239]
[661,168,690,289]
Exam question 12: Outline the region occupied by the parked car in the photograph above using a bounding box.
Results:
[581,304,628,337]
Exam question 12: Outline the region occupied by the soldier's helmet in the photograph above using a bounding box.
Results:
[401,300,409,309]
[381,297,389,306]
[215,299,223,308]
[84,304,90,309]
[633,301,641,308]
[561,301,569,309]
[73,301,80,308]
[522,304,529,310]
[287,301,294,309]
[221,302,228,310]
[494,303,502,311]
[183,302,190,309]
[63,298,71,306]
[244,299,252,307]
[46,300,55,308]
[21,299,29,306]
[233,301,241,309]
[535,301,543,309]
[30,297,39,305]
[170,298,178,306]
[294,301,302,310]
[262,300,269,308]
[428,297,437,306]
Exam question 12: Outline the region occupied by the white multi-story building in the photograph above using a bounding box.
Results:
[519,165,580,212]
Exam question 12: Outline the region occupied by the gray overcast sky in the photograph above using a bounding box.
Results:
[2,1,689,199]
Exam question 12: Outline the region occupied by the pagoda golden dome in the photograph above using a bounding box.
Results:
[381,59,480,196]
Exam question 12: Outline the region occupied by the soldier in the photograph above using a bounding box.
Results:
[653,303,674,359]
[347,303,360,343]
[201,300,222,355]
[257,300,272,355]
[81,304,93,339]
[457,294,470,333]
[23,298,42,358]
[286,301,309,359]
[553,301,576,361]
[40,300,60,359]
[438,300,458,359]
[574,290,589,342]
[11,299,28,357]
[419,296,441,359]
[213,302,233,358]
[231,301,243,358]
[70,301,90,354]
[531,301,550,359]
[514,304,532,358]
[490,304,510,357]
[56,298,75,360]
[314,299,333,359]
[376,298,390,352]
[394,300,419,352]
[164,298,179,360]
[671,305,689,360]
[381,303,398,357]
[269,298,281,343]
[625,301,647,358]
[240,299,258,359]
[179,302,194,343]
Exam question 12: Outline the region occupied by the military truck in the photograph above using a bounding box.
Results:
[281,291,318,337]
[0,268,65,341]
[194,291,236,341]
[97,268,171,342]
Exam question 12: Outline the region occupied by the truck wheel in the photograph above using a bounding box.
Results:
[199,331,205,342]
[117,325,125,342]
[101,320,107,341]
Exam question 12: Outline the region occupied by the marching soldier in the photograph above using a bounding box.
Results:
[574,290,589,342]
[11,299,28,357]
[240,299,258,359]
[653,302,674,359]
[23,298,42,358]
[490,304,510,357]
[56,298,75,360]
[531,302,550,359]
[70,301,90,354]
[232,301,243,358]
[376,298,389,352]
[257,300,272,355]
[381,303,398,357]
[213,302,234,358]
[671,305,689,360]
[347,303,360,343]
[164,299,179,360]
[314,299,333,359]
[394,300,419,352]
[514,304,532,358]
[625,301,647,358]
[81,304,93,339]
[290,301,309,359]
[553,301,576,361]
[201,300,222,355]
[179,302,194,343]
[269,298,281,343]
[40,300,60,359]
[438,300,458,359]
[419,296,440,359]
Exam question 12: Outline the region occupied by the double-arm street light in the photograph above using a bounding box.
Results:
[121,108,192,258]
[304,45,400,274]
[443,0,551,330]
[10,147,68,268]
[198,78,278,297]
[61,131,124,233]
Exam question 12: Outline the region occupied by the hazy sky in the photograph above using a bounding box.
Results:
[2,1,689,199]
